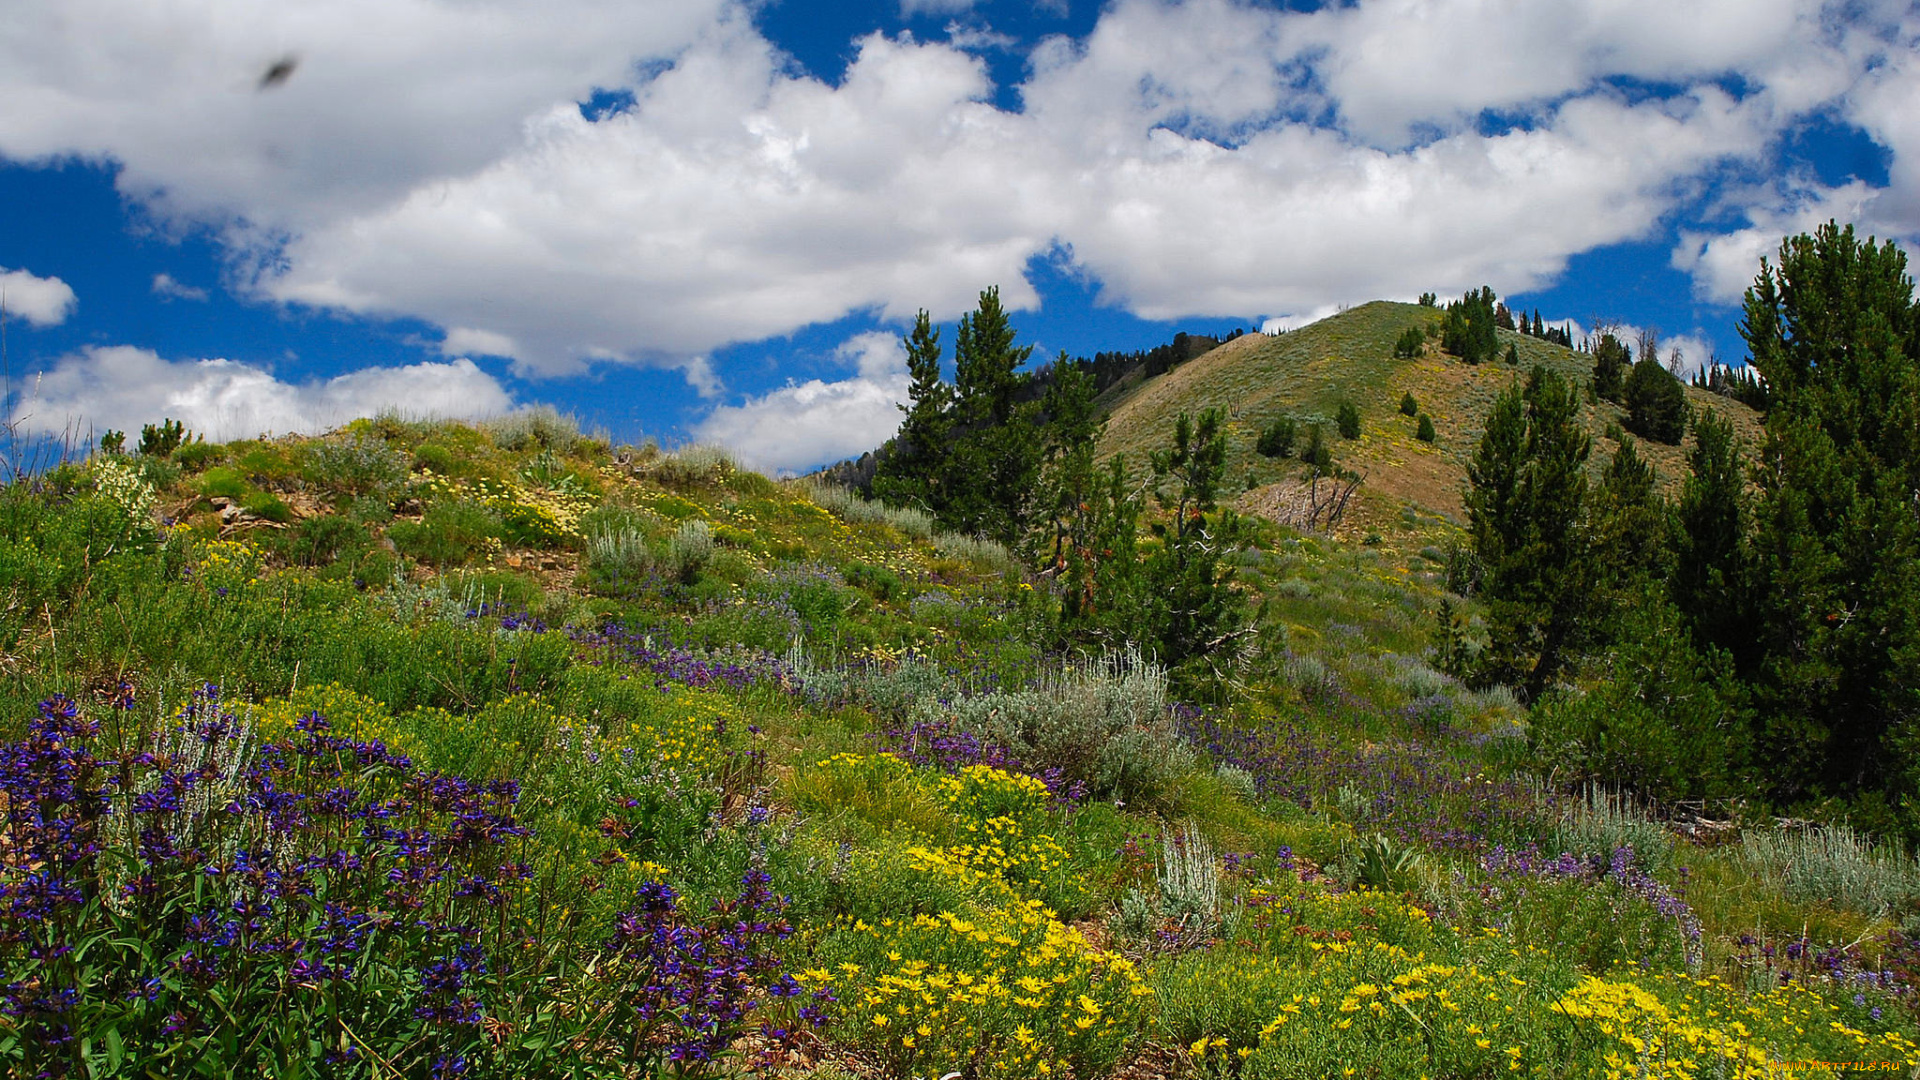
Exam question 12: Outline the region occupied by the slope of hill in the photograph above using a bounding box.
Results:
[1098,301,1763,532]
[0,408,1911,1077]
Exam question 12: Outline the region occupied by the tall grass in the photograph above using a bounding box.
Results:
[1741,825,1920,917]
[799,481,938,541]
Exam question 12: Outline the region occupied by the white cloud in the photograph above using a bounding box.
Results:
[0,267,78,327]
[151,273,210,302]
[441,327,520,359]
[694,331,910,474]
[0,0,723,231]
[10,347,515,443]
[263,23,1048,376]
[6,0,1916,471]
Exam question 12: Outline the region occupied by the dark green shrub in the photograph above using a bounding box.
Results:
[1399,392,1418,416]
[387,499,502,566]
[236,445,299,486]
[1255,417,1296,458]
[138,418,191,457]
[1623,358,1689,444]
[1302,424,1332,470]
[844,561,903,603]
[1505,342,1520,365]
[1392,327,1425,359]
[1416,414,1436,443]
[1591,333,1630,402]
[1335,402,1361,440]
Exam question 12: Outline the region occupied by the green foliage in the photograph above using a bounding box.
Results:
[1623,357,1690,443]
[98,429,125,455]
[1531,589,1747,801]
[1740,221,1920,817]
[1463,366,1592,698]
[1255,416,1296,458]
[197,465,251,500]
[387,499,502,566]
[1399,392,1418,417]
[1334,401,1361,440]
[1672,409,1748,658]
[172,440,221,471]
[1590,332,1630,402]
[413,441,458,475]
[1149,409,1253,691]
[1441,286,1501,364]
[1300,423,1331,472]
[1415,413,1436,443]
[870,309,952,516]
[240,490,293,523]
[136,417,193,457]
[1417,291,1436,306]
[1392,326,1425,359]
[949,287,1042,545]
[299,433,410,496]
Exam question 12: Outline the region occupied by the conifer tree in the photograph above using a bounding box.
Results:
[870,310,951,513]
[948,287,1040,544]
[1465,366,1593,698]
[1623,357,1689,443]
[1147,409,1249,687]
[1671,408,1748,663]
[1591,333,1631,402]
[1739,222,1920,811]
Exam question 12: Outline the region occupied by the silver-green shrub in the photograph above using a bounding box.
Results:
[1741,825,1920,917]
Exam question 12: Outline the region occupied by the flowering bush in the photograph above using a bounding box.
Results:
[810,901,1150,1079]
[0,690,805,1078]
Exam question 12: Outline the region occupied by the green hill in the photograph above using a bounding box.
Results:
[1097,300,1763,533]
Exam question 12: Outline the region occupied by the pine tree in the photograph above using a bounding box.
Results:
[1400,392,1418,417]
[1336,401,1361,439]
[1589,437,1667,597]
[1740,222,1920,812]
[1147,409,1249,688]
[1415,413,1436,443]
[948,287,1040,544]
[1591,333,1630,402]
[1623,357,1689,443]
[870,310,951,513]
[1672,408,1748,663]
[1465,366,1593,698]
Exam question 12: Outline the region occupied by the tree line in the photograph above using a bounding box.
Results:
[1454,223,1920,838]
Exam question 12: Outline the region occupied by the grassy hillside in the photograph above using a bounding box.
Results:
[1098,301,1763,533]
[0,412,1912,1078]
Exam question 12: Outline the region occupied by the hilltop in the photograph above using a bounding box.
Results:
[1097,301,1763,534]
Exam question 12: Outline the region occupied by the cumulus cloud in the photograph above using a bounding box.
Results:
[0,0,722,231]
[0,267,77,327]
[442,327,520,359]
[151,273,210,302]
[694,331,910,474]
[6,0,1917,469]
[10,347,515,443]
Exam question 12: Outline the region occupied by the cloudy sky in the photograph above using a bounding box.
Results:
[1,0,1913,473]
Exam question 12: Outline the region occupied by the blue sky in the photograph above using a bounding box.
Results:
[2,0,1915,473]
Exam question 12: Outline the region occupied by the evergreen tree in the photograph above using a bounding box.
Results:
[1441,287,1501,364]
[1589,437,1667,596]
[870,310,951,513]
[1147,409,1250,688]
[948,287,1041,544]
[1671,408,1748,663]
[1623,357,1690,443]
[1415,413,1436,443]
[1400,392,1418,417]
[1591,333,1631,402]
[1465,366,1593,699]
[1301,424,1332,472]
[1335,401,1361,439]
[1033,356,1101,574]
[1739,222,1920,814]
[1256,416,1296,458]
[1504,343,1519,366]
[1393,326,1426,359]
